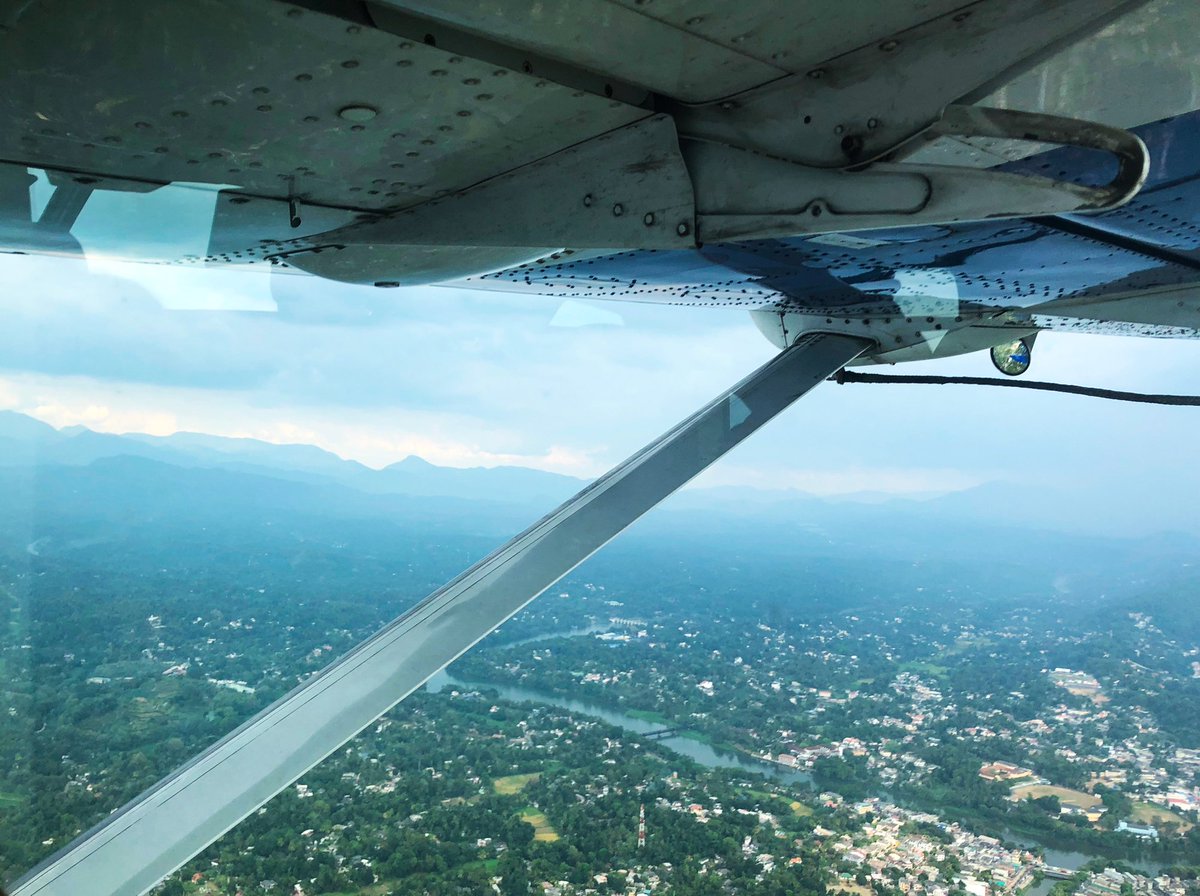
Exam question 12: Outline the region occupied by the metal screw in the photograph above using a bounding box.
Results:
[676,222,690,237]
[880,39,898,51]
[834,124,844,135]
[582,194,593,207]
[612,203,624,216]
[867,118,878,129]
[643,212,655,226]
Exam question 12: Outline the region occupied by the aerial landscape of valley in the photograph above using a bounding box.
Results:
[3,411,1200,896]
[8,1,1200,893]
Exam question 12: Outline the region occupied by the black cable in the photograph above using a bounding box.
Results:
[830,369,1200,406]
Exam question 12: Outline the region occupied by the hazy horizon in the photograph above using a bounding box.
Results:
[2,252,1199,533]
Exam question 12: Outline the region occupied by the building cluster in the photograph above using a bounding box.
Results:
[978,762,1034,782]
[1077,868,1186,896]
[826,800,1037,896]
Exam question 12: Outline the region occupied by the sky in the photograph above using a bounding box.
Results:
[2,250,1200,533]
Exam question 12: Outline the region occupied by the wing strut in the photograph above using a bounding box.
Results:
[12,332,869,896]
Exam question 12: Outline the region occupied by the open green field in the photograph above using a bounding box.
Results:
[899,661,950,678]
[493,772,540,796]
[788,800,814,817]
[518,807,560,842]
[0,790,24,810]
[746,788,813,818]
[1011,783,1100,810]
[1133,801,1194,832]
[312,883,397,896]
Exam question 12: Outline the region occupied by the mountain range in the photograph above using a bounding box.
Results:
[0,410,1195,540]
[0,410,582,506]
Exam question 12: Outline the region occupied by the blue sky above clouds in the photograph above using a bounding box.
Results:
[2,251,1199,534]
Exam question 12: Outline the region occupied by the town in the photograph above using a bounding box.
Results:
[5,473,1200,896]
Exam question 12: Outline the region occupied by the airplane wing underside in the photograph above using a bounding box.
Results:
[470,109,1200,345]
[0,0,1033,225]
[0,0,1170,213]
[7,5,1200,894]
[1,0,1198,354]
[0,2,1192,276]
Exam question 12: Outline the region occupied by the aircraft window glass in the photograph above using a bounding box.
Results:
[7,239,1200,896]
[4,3,1200,885]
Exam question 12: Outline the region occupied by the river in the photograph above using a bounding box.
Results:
[493,623,614,650]
[426,668,813,787]
[430,646,1172,882]
[999,828,1170,896]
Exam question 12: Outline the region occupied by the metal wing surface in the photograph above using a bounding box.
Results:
[0,0,978,214]
[0,0,1173,277]
[470,108,1200,355]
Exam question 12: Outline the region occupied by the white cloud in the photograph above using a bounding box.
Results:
[86,260,278,312]
[549,299,626,329]
[692,464,988,497]
[0,378,18,408]
[15,391,181,438]
[1,250,1199,521]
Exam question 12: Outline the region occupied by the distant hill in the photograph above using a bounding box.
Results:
[1,410,1197,623]
[0,410,1196,538]
[0,411,584,506]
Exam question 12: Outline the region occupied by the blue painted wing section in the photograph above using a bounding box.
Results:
[477,110,1200,337]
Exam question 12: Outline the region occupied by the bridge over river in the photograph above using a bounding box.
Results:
[1041,866,1076,880]
[643,727,690,740]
